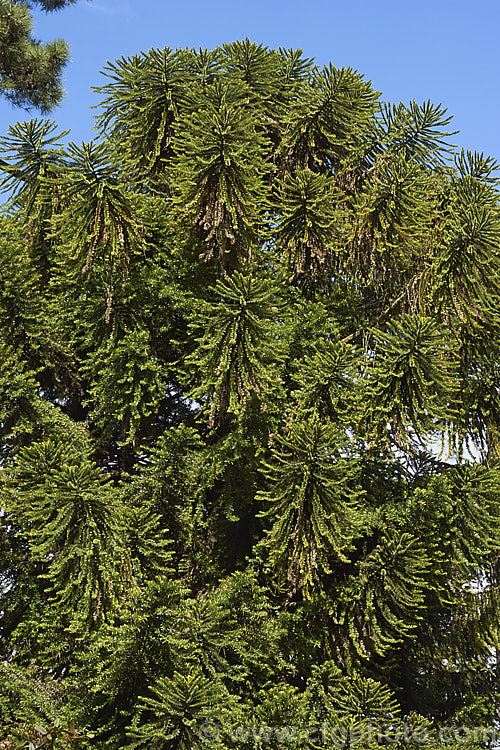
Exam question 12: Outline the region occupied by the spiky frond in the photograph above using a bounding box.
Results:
[94,47,188,178]
[364,315,457,449]
[128,670,237,750]
[280,64,379,172]
[172,80,269,269]
[186,270,284,427]
[337,531,431,659]
[4,439,127,632]
[258,418,363,596]
[50,141,146,319]
[274,169,344,283]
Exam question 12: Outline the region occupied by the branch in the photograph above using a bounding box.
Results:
[0,157,26,181]
[340,272,424,344]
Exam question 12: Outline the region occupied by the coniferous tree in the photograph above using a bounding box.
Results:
[0,0,76,112]
[0,41,499,750]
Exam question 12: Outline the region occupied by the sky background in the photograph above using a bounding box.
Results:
[0,0,499,159]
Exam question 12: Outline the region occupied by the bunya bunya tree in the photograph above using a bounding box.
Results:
[0,40,499,749]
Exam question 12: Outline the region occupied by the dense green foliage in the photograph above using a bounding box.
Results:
[0,41,499,749]
[0,0,76,112]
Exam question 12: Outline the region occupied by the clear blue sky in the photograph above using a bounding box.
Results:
[1,0,499,159]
